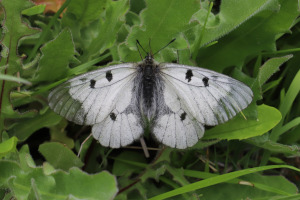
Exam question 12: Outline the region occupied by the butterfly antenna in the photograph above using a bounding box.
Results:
[153,38,176,56]
[136,40,147,59]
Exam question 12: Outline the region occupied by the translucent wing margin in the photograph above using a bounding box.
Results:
[159,63,253,126]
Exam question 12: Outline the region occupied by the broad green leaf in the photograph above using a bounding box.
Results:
[203,105,281,140]
[18,145,37,171]
[149,165,300,200]
[21,4,46,16]
[32,29,77,83]
[39,142,84,170]
[61,0,107,51]
[0,160,118,200]
[130,0,146,14]
[126,11,141,26]
[121,0,200,62]
[79,0,129,61]
[197,0,299,71]
[49,120,74,149]
[0,161,22,186]
[63,0,107,27]
[9,109,62,141]
[26,0,72,62]
[196,0,278,47]
[51,168,118,200]
[0,136,18,158]
[250,55,293,110]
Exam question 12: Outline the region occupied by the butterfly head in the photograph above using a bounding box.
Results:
[144,53,154,65]
[136,39,176,65]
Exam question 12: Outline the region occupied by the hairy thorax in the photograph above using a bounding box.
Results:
[137,56,162,120]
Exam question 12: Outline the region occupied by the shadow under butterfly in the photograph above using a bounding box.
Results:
[48,39,253,150]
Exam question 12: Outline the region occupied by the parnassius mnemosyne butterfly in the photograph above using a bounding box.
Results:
[48,40,253,149]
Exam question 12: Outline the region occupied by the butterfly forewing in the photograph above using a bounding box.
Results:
[159,63,253,126]
[48,64,137,125]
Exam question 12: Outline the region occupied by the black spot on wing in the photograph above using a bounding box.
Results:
[203,77,209,87]
[185,69,193,82]
[110,112,116,121]
[180,112,187,121]
[90,79,96,88]
[106,70,113,82]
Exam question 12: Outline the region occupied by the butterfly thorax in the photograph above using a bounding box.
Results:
[142,54,157,109]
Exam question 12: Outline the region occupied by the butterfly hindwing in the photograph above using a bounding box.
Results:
[153,111,205,149]
[159,63,253,126]
[92,111,143,148]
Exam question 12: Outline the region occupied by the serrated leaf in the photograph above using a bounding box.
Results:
[203,104,282,140]
[197,0,279,47]
[63,0,107,26]
[258,55,293,87]
[0,161,22,186]
[197,0,299,71]
[0,0,40,129]
[79,0,129,61]
[246,135,300,156]
[32,29,76,83]
[9,109,63,141]
[39,142,84,170]
[122,0,200,62]
[0,0,39,69]
[0,160,118,200]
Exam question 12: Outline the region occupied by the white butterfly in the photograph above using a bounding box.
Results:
[48,43,253,149]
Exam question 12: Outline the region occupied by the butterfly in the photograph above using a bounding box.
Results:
[48,40,253,149]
